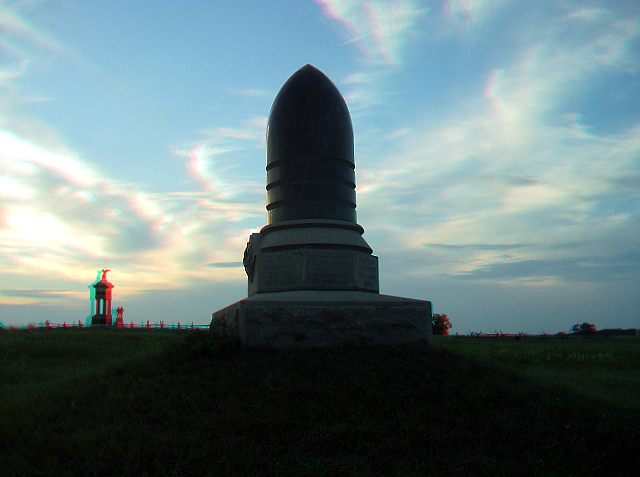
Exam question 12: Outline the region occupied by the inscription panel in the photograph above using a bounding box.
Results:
[356,254,379,292]
[259,251,304,291]
[255,249,379,293]
[305,249,353,289]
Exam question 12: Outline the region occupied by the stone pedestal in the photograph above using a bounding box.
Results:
[91,313,108,325]
[212,290,432,349]
[245,219,378,295]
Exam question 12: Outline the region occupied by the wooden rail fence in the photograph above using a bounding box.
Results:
[1,321,210,331]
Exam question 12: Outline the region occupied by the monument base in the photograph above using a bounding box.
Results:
[211,291,432,349]
[91,313,109,325]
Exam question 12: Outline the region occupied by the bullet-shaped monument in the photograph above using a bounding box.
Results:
[266,64,357,224]
[212,65,432,348]
[246,65,377,295]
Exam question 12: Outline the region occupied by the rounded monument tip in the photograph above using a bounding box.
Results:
[265,65,356,224]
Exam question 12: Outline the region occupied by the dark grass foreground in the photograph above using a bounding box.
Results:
[1,330,638,476]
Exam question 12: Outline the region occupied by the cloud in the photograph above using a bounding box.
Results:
[238,89,271,98]
[483,14,639,125]
[217,86,272,99]
[0,128,256,309]
[0,3,268,315]
[341,69,391,112]
[0,288,85,306]
[315,0,425,66]
[451,252,640,283]
[0,0,85,71]
[424,243,530,251]
[171,115,267,200]
[443,0,511,29]
[0,2,66,54]
[205,262,243,268]
[354,2,640,286]
[1,0,637,331]
[315,0,426,115]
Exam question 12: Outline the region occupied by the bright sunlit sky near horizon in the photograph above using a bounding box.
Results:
[1,0,639,333]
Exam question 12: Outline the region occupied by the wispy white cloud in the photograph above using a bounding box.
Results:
[217,86,272,99]
[238,89,271,98]
[483,14,639,124]
[0,0,85,69]
[0,129,256,309]
[315,0,425,66]
[315,0,427,114]
[443,0,511,29]
[355,2,640,286]
[0,1,65,54]
[0,2,268,314]
[171,115,266,200]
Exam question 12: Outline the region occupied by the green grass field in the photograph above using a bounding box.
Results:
[1,329,638,476]
[436,336,640,410]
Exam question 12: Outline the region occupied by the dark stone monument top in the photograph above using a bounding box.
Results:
[245,64,378,295]
[266,64,356,225]
[211,64,432,348]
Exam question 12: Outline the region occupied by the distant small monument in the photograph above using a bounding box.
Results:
[115,306,124,326]
[211,65,432,348]
[91,269,114,325]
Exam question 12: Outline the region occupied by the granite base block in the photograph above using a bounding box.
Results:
[211,291,433,348]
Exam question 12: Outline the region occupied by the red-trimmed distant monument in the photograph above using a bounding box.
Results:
[115,306,124,326]
[91,269,114,325]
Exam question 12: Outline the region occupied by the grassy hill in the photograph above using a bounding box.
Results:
[1,329,638,476]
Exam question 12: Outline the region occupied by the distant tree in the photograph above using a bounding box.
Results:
[432,314,452,336]
[572,322,596,338]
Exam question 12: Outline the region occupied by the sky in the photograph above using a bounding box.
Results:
[1,0,639,333]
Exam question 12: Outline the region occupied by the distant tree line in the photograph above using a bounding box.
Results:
[593,328,639,336]
[428,317,638,339]
[572,322,597,338]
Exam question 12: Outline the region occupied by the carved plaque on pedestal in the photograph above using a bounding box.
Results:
[252,248,378,294]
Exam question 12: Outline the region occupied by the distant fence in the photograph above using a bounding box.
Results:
[0,321,210,331]
[455,329,639,339]
[458,331,566,340]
